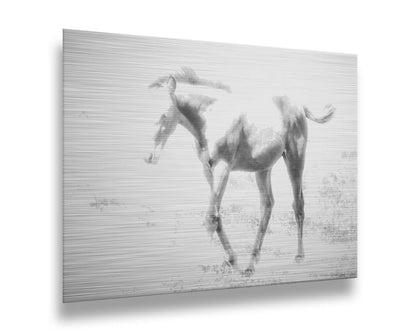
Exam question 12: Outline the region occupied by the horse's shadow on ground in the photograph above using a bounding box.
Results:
[55,42,355,321]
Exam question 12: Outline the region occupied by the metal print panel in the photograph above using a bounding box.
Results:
[63,29,357,302]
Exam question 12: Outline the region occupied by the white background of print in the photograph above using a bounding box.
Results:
[1,0,415,332]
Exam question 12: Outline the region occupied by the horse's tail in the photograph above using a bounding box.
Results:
[303,104,335,124]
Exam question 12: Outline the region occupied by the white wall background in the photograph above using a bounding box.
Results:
[1,0,415,331]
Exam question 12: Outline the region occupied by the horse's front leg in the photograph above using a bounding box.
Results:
[244,169,274,276]
[205,162,237,267]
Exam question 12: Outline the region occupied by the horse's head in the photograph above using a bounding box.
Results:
[146,69,225,164]
[145,76,179,164]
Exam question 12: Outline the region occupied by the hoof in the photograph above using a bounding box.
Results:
[242,266,255,277]
[228,255,237,267]
[295,254,305,263]
[223,255,237,269]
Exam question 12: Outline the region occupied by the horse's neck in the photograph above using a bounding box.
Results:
[175,93,212,152]
[177,116,212,182]
[177,111,207,151]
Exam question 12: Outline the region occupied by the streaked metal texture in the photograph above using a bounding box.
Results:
[63,29,357,302]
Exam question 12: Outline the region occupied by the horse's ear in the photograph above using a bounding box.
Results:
[167,75,176,93]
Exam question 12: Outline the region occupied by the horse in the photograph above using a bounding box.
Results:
[145,69,335,276]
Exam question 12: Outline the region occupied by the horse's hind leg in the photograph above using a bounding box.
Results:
[205,162,236,267]
[283,143,306,262]
[244,168,274,276]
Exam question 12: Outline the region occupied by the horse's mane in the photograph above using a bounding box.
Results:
[149,67,232,93]
[187,94,217,111]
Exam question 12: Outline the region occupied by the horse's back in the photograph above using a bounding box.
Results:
[206,93,286,143]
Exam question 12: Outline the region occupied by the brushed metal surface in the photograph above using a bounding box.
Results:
[63,29,357,302]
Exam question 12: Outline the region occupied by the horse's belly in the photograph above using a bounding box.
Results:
[211,114,285,172]
[233,135,284,172]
